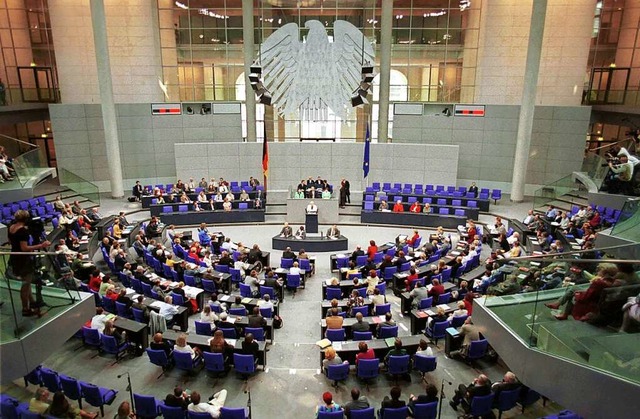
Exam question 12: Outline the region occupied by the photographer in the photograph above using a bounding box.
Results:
[608,154,634,194]
[8,210,51,316]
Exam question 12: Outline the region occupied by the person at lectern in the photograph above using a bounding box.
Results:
[306,201,318,214]
[279,222,293,238]
[327,225,340,239]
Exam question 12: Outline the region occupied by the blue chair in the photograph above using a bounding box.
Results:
[438,208,450,215]
[230,269,242,286]
[115,301,131,319]
[141,282,153,298]
[1,395,28,419]
[101,296,116,313]
[491,189,502,204]
[133,393,160,418]
[412,402,437,419]
[259,306,273,318]
[465,338,489,362]
[233,353,258,378]
[23,365,42,387]
[326,362,350,388]
[497,387,522,419]
[40,367,60,393]
[317,410,344,418]
[353,331,372,341]
[351,407,375,419]
[326,328,346,342]
[379,406,409,419]
[518,387,541,414]
[203,351,228,376]
[170,292,185,305]
[375,303,391,316]
[195,321,213,336]
[173,351,203,375]
[100,334,132,363]
[215,265,230,274]
[239,283,252,298]
[387,355,410,384]
[378,326,398,339]
[450,315,468,328]
[202,278,216,293]
[299,258,312,273]
[356,358,379,388]
[280,258,294,269]
[419,297,433,309]
[260,285,276,301]
[20,410,41,419]
[229,307,247,316]
[414,355,437,382]
[336,257,349,269]
[364,201,374,211]
[146,348,172,379]
[383,266,397,283]
[159,404,186,419]
[183,274,197,287]
[286,273,301,293]
[80,382,118,417]
[59,374,83,408]
[326,287,342,300]
[356,255,368,266]
[82,326,102,351]
[437,292,451,304]
[132,308,146,323]
[351,305,369,317]
[469,393,494,418]
[220,328,237,339]
[245,327,265,342]
[219,407,249,418]
[426,320,449,345]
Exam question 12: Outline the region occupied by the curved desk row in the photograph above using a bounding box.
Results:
[142,191,265,209]
[272,235,348,252]
[150,202,260,216]
[364,192,490,212]
[361,210,466,229]
[363,202,479,220]
[159,209,265,226]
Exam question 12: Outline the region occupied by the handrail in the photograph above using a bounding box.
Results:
[491,242,640,266]
[0,133,39,148]
[0,251,59,256]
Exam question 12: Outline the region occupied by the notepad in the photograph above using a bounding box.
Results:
[241,298,252,304]
[384,337,397,347]
[316,338,332,349]
[226,317,237,324]
[437,304,449,310]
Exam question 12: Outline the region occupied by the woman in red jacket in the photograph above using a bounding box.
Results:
[367,240,378,260]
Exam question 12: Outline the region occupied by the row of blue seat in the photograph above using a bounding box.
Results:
[143,181,263,194]
[366,183,502,200]
[1,196,60,225]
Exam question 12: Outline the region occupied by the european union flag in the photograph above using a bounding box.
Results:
[363,122,370,178]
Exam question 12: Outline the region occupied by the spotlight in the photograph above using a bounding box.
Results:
[248,73,260,83]
[259,93,272,106]
[362,74,375,83]
[250,65,262,75]
[351,94,368,107]
[362,65,374,75]
[442,107,451,117]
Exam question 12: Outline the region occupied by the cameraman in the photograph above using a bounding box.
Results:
[8,210,51,316]
[608,154,634,195]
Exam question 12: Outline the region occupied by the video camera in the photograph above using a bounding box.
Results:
[601,151,621,167]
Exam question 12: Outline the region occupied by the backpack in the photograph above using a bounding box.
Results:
[273,314,283,329]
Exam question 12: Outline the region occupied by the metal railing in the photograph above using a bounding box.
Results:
[58,167,101,206]
[611,199,640,243]
[532,174,585,211]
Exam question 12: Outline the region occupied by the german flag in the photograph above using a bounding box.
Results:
[262,125,269,181]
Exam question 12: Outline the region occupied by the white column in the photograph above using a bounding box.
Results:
[377,0,393,143]
[242,0,257,142]
[510,0,547,202]
[89,0,124,198]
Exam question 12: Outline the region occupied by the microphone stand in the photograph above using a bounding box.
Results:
[437,378,452,419]
[118,371,135,414]
[244,382,252,419]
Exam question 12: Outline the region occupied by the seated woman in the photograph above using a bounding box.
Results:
[321,347,347,375]
[346,289,364,316]
[197,190,208,203]
[208,329,234,362]
[426,307,448,331]
[404,267,419,292]
[316,392,341,417]
[200,305,218,324]
[103,319,125,345]
[47,391,98,419]
[174,333,201,360]
[423,203,432,214]
[239,189,250,201]
[545,263,618,321]
[355,341,375,365]
[448,301,469,321]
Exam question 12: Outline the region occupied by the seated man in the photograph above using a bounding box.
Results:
[351,312,370,333]
[450,317,481,358]
[377,312,396,337]
[380,387,406,413]
[188,390,227,419]
[279,222,293,238]
[165,386,190,410]
[326,307,344,330]
[450,374,492,413]
[392,200,404,212]
[344,387,370,419]
[409,281,429,309]
[29,387,50,415]
[491,371,521,405]
[326,225,340,238]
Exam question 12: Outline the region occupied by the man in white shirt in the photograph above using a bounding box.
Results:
[306,200,318,214]
[258,294,274,310]
[507,232,520,246]
[289,261,301,276]
[159,296,179,322]
[90,307,109,333]
[188,390,227,419]
[327,225,340,238]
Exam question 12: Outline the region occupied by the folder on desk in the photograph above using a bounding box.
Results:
[436,304,449,311]
[226,317,237,324]
[425,309,436,316]
[241,298,252,304]
[219,295,231,302]
[446,327,459,337]
[316,338,332,349]
[332,342,342,351]
[384,337,397,347]
[416,311,428,318]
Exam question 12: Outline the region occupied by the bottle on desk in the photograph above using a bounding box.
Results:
[321,231,324,240]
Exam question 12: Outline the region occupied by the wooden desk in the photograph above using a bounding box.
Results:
[399,282,456,314]
[319,334,425,367]
[113,317,149,349]
[162,330,267,367]
[410,302,459,334]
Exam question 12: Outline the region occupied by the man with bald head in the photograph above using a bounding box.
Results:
[450,373,492,413]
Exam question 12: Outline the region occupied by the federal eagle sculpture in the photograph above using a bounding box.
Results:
[254,20,375,120]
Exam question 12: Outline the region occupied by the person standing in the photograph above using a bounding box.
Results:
[9,210,50,316]
[344,178,351,203]
[0,78,7,105]
[339,179,347,208]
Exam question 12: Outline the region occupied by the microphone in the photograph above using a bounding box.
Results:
[117,372,129,379]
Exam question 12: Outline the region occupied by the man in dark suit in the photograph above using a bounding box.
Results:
[326,225,341,238]
[380,386,406,413]
[450,373,492,413]
[217,251,234,267]
[165,386,190,410]
[248,244,262,264]
[394,251,408,268]
[279,222,293,237]
[282,246,296,260]
[491,371,520,403]
[467,182,478,198]
[351,312,370,333]
[350,245,365,262]
[247,306,267,328]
